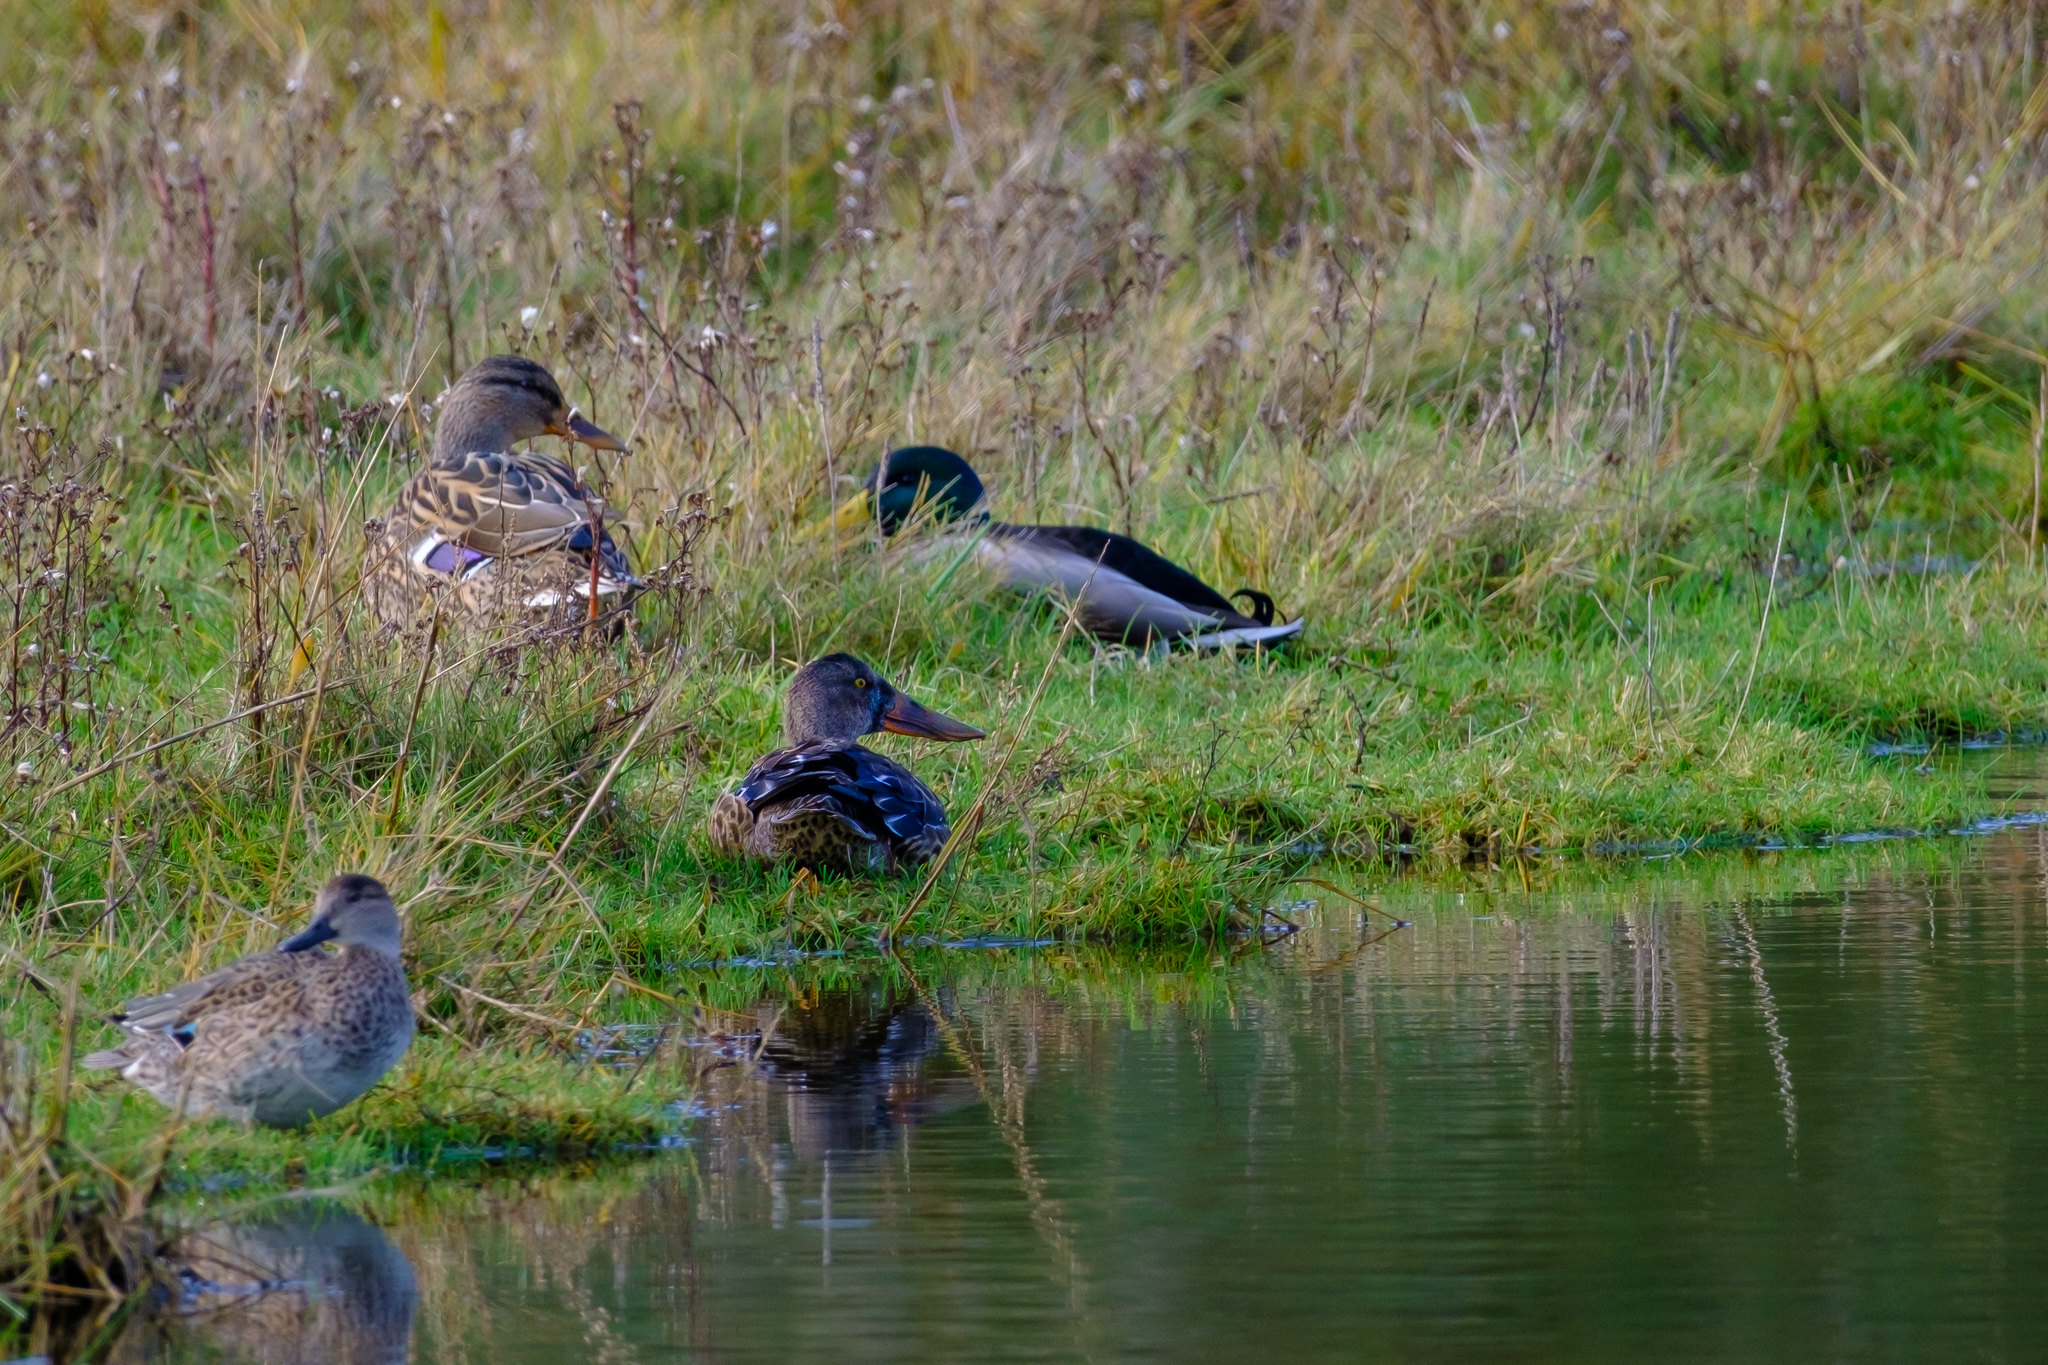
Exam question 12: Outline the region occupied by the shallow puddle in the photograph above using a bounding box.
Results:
[116,753,2048,1362]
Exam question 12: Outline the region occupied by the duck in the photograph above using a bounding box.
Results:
[83,873,414,1129]
[839,444,1304,649]
[363,355,639,629]
[708,653,985,873]
[170,1204,417,1364]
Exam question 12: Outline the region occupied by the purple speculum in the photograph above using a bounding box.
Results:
[414,537,491,577]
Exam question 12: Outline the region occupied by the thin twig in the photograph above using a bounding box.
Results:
[1294,877,1412,926]
[434,975,579,1034]
[1590,591,1662,746]
[545,692,665,874]
[812,318,838,568]
[1719,491,1793,763]
[485,659,692,966]
[44,682,354,799]
[886,609,1080,943]
[2033,366,2045,564]
[382,609,442,835]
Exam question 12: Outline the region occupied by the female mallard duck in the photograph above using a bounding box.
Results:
[840,445,1304,649]
[364,355,638,629]
[83,873,414,1129]
[708,653,985,873]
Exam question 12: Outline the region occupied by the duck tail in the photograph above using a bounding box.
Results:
[1230,589,1278,626]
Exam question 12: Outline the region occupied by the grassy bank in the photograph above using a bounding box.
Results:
[8,0,2048,1320]
[5,806,2035,1348]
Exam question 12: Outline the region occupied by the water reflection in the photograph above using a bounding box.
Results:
[134,806,2048,1361]
[723,981,982,1162]
[114,1203,414,1364]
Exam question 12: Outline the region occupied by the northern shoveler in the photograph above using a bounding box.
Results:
[708,653,985,873]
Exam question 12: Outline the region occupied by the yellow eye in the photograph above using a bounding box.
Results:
[854,677,868,689]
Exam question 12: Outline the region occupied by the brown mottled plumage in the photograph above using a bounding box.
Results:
[83,874,414,1129]
[362,355,639,630]
[709,654,985,873]
[166,1204,417,1364]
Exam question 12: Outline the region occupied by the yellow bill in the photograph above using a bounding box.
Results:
[832,488,874,531]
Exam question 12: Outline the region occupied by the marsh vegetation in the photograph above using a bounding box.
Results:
[7,0,2048,1335]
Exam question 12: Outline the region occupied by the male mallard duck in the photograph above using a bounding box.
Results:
[708,653,985,873]
[840,445,1304,649]
[83,873,414,1128]
[364,355,638,629]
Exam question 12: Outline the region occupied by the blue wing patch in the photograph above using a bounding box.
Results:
[732,742,948,853]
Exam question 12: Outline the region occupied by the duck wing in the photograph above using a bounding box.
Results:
[995,524,1241,615]
[735,741,950,846]
[980,524,1284,642]
[105,951,314,1038]
[1179,618,1306,649]
[404,449,630,573]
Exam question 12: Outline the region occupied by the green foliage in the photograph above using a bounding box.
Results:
[7,0,2048,1316]
[1778,375,1969,482]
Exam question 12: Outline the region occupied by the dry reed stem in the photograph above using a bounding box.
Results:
[887,604,1082,943]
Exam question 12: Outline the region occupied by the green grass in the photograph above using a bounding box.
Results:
[93,1039,676,1189]
[8,0,2048,1319]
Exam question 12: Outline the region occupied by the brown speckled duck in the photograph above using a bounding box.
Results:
[363,355,638,629]
[83,874,414,1129]
[169,1204,417,1362]
[708,654,985,873]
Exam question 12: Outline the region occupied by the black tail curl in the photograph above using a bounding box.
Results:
[1231,589,1278,626]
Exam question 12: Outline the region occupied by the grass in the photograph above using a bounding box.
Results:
[8,0,2048,1325]
[103,1039,676,1187]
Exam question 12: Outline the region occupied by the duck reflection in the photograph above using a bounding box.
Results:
[113,1202,415,1365]
[710,982,982,1162]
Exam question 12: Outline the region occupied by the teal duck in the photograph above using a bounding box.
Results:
[840,445,1303,649]
[364,355,638,629]
[708,654,985,873]
[83,873,414,1128]
[169,1205,416,1362]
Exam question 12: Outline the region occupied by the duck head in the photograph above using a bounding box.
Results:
[782,653,986,747]
[837,446,986,534]
[431,355,627,460]
[280,873,403,958]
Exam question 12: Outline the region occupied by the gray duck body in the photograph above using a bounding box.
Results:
[855,445,1304,649]
[83,874,414,1129]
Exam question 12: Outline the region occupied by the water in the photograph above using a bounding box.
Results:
[118,758,2048,1363]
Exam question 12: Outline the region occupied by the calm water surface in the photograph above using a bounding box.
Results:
[131,762,2048,1363]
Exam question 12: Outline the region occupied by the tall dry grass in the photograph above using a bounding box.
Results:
[5,0,2048,1317]
[0,1,2042,974]
[0,980,157,1345]
[7,2,2045,631]
[3,1,2039,755]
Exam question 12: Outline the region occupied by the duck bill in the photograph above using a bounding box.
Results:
[550,414,628,452]
[278,919,339,953]
[832,488,874,531]
[881,692,985,742]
